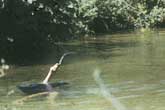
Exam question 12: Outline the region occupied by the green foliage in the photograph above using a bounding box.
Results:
[76,0,98,34]
[0,0,164,63]
[0,0,78,63]
[133,0,165,28]
[90,0,165,31]
[92,0,135,32]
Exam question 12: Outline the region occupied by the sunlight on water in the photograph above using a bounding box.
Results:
[93,69,128,110]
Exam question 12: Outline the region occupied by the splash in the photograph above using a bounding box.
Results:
[93,69,128,110]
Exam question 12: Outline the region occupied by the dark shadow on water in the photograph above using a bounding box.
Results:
[53,40,138,60]
[3,36,138,66]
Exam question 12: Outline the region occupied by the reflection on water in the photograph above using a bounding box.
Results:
[1,29,165,110]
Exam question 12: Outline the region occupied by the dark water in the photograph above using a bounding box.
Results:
[1,29,165,110]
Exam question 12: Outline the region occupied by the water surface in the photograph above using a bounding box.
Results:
[1,29,165,110]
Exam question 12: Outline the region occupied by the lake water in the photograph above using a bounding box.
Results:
[1,29,165,110]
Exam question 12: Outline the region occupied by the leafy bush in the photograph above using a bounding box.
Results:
[92,0,135,32]
[133,0,165,28]
[0,0,79,63]
[0,0,165,63]
[86,0,165,32]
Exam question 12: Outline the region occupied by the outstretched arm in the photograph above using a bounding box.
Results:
[42,52,75,84]
[42,63,59,84]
